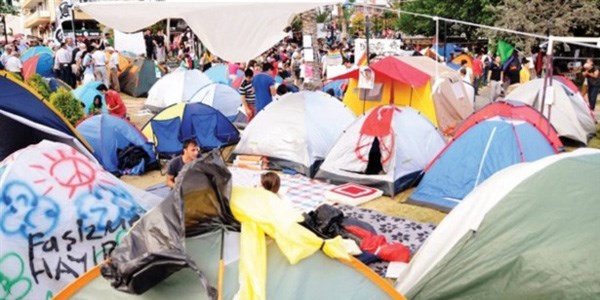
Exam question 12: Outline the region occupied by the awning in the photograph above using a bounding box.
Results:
[331,56,431,87]
[77,0,341,63]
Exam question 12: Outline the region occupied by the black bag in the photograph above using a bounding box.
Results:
[300,204,345,239]
[117,144,150,171]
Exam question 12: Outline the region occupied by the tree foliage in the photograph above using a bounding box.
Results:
[396,0,499,38]
[50,87,84,125]
[0,0,19,15]
[485,0,600,52]
[26,74,52,100]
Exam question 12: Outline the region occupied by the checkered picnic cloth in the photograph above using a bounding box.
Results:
[229,166,336,212]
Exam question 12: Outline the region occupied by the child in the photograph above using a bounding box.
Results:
[89,95,103,115]
[261,171,280,194]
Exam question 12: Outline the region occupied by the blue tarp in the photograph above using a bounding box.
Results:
[410,119,556,211]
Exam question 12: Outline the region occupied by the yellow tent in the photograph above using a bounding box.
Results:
[336,56,438,126]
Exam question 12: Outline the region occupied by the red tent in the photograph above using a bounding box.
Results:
[330,56,430,87]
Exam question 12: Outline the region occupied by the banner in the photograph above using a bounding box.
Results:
[354,38,404,63]
[53,0,73,43]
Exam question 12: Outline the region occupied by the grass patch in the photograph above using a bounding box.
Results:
[589,123,600,149]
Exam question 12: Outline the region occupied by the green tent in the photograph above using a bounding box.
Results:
[399,149,600,300]
[56,151,403,300]
[119,58,165,97]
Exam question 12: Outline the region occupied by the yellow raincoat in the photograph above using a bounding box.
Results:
[230,187,350,300]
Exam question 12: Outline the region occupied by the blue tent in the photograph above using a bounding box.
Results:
[409,117,558,211]
[76,114,157,175]
[141,102,240,156]
[72,81,107,114]
[438,43,463,61]
[0,71,92,160]
[45,77,72,93]
[22,53,55,79]
[20,46,54,62]
[204,64,229,85]
[322,79,347,98]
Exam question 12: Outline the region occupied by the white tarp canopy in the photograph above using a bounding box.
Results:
[77,0,341,62]
[114,30,146,55]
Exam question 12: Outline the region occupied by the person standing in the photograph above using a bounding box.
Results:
[154,30,166,63]
[488,56,504,102]
[583,59,600,111]
[107,47,121,92]
[80,45,95,85]
[144,30,155,60]
[166,139,200,189]
[56,42,75,88]
[252,62,276,114]
[239,68,256,121]
[5,51,23,77]
[91,45,109,87]
[96,84,127,118]
[472,53,484,95]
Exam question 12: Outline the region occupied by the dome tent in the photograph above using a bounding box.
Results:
[0,141,162,300]
[232,91,356,177]
[506,78,596,145]
[145,69,212,112]
[77,114,158,175]
[398,149,600,299]
[141,102,240,157]
[316,105,446,196]
[189,82,241,120]
[410,101,562,211]
[0,71,93,161]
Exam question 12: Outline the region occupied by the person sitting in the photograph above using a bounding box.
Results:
[260,171,281,194]
[96,83,127,119]
[166,139,200,189]
[89,95,103,115]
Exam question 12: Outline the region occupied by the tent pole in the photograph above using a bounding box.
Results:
[218,228,225,300]
[166,18,171,51]
[434,16,439,81]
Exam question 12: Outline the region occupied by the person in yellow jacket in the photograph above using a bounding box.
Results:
[520,57,531,83]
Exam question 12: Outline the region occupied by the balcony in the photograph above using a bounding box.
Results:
[24,9,51,28]
[21,0,44,9]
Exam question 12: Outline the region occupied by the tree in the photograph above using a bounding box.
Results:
[301,9,321,88]
[396,0,499,39]
[50,87,84,125]
[486,0,600,52]
[26,74,52,100]
[0,0,19,15]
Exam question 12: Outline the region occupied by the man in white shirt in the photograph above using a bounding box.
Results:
[5,51,23,76]
[0,46,13,67]
[107,47,121,92]
[56,42,75,87]
[91,44,109,87]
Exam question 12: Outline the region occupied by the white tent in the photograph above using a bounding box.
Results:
[145,69,212,112]
[0,141,162,300]
[189,83,242,120]
[233,91,356,176]
[506,78,596,144]
[316,105,446,195]
[77,0,340,63]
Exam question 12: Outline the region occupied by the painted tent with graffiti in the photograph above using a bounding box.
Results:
[0,140,163,299]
